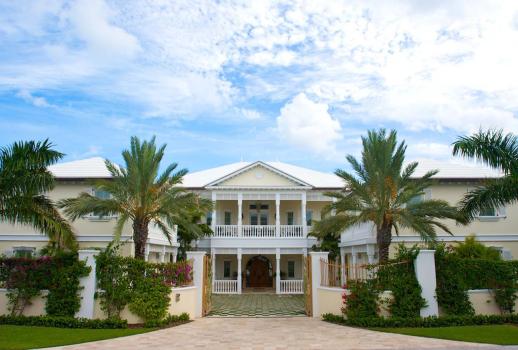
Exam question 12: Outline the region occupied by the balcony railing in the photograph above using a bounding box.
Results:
[212,225,307,238]
[280,225,304,238]
[214,225,239,237]
[242,225,276,238]
[279,279,303,294]
[213,280,238,294]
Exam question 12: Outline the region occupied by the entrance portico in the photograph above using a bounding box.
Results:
[211,248,306,295]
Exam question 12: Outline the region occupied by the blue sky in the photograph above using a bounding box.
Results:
[1,0,518,173]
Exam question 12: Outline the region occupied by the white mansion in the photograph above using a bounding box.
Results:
[1,157,517,295]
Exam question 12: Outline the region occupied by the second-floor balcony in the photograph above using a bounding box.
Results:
[213,224,306,238]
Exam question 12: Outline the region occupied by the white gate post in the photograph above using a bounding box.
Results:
[187,251,206,318]
[414,249,439,317]
[310,251,328,318]
[77,250,99,319]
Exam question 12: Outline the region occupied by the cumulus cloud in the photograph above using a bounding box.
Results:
[276,93,342,155]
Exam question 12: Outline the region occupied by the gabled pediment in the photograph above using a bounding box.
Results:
[207,162,311,188]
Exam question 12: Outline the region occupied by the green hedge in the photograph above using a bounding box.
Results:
[143,313,190,328]
[0,315,127,329]
[322,313,518,328]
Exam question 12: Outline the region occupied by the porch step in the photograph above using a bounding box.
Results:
[208,294,306,318]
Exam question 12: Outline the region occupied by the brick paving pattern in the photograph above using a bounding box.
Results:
[46,317,518,350]
[209,294,305,317]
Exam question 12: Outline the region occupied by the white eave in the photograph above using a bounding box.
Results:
[48,157,113,179]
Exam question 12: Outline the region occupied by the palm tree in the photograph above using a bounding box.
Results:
[312,129,463,263]
[452,129,518,221]
[0,140,76,250]
[58,136,212,259]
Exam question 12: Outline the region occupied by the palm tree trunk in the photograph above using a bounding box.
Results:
[133,219,149,260]
[377,223,392,263]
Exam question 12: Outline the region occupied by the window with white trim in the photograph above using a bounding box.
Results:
[223,260,231,278]
[287,211,294,225]
[306,210,313,226]
[288,260,295,278]
[88,189,114,220]
[224,211,232,225]
[13,246,35,258]
[206,212,212,226]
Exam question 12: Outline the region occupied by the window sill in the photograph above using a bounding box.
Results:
[87,217,113,222]
[477,216,505,222]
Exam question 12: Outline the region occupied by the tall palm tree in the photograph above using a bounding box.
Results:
[452,129,518,220]
[0,140,76,250]
[59,136,212,259]
[312,129,464,263]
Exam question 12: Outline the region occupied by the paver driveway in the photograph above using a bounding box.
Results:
[209,294,305,317]
[47,317,518,350]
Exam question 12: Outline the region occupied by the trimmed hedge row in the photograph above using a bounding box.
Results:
[322,313,518,328]
[143,312,190,328]
[0,315,127,329]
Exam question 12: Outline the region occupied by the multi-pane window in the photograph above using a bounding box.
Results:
[287,212,294,225]
[206,212,212,226]
[288,261,295,278]
[13,247,35,258]
[250,204,268,225]
[407,193,425,206]
[223,260,231,278]
[479,206,497,217]
[224,211,232,225]
[90,189,112,219]
[306,210,313,226]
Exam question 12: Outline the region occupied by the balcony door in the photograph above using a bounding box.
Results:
[249,203,269,225]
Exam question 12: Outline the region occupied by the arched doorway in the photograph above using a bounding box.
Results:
[246,255,273,288]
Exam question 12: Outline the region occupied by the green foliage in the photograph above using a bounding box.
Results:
[434,242,518,315]
[434,245,475,316]
[313,128,463,263]
[453,129,518,221]
[129,277,170,322]
[142,313,190,328]
[343,280,379,319]
[452,235,501,260]
[0,139,76,250]
[376,245,426,318]
[323,313,518,328]
[0,315,127,329]
[0,254,89,317]
[96,244,192,322]
[58,136,212,259]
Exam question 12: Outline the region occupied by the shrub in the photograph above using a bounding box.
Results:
[142,313,190,328]
[322,313,518,328]
[343,280,378,319]
[0,315,127,329]
[129,277,170,322]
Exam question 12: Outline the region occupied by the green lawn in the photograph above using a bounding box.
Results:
[374,325,518,345]
[0,325,154,350]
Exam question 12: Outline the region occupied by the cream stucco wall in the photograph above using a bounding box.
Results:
[0,289,47,316]
[93,286,198,323]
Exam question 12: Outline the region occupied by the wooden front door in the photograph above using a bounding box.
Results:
[249,258,271,287]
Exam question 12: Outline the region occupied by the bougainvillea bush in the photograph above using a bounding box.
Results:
[0,253,89,317]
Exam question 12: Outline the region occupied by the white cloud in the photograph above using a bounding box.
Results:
[240,108,262,120]
[276,93,342,155]
[16,90,51,108]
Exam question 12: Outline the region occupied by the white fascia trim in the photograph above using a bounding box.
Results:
[206,161,313,188]
[0,234,179,247]
[206,186,312,190]
[391,234,518,243]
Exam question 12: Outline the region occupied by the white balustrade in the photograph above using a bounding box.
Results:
[213,280,238,294]
[242,225,276,238]
[214,225,238,237]
[279,279,304,294]
[279,225,304,238]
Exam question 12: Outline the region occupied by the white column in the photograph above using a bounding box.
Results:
[172,250,178,263]
[211,192,217,233]
[301,192,307,236]
[211,249,216,289]
[366,244,375,264]
[237,192,243,237]
[414,250,439,317]
[144,243,150,262]
[275,248,281,294]
[331,197,337,216]
[237,248,242,294]
[77,250,99,319]
[187,251,206,318]
[275,193,280,237]
[159,246,166,263]
[310,251,328,318]
[340,248,346,287]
